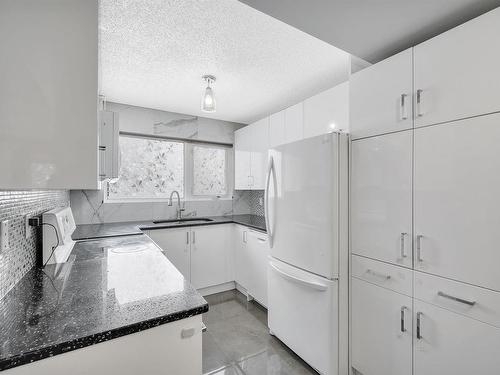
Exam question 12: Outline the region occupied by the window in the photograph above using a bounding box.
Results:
[107,135,230,201]
[108,136,184,200]
[192,145,227,196]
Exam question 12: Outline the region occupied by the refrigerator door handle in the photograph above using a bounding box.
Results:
[264,156,275,248]
[269,262,328,291]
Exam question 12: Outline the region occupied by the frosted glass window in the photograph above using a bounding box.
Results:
[192,146,227,196]
[108,136,184,200]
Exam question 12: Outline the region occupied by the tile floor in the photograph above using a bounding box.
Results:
[202,290,318,375]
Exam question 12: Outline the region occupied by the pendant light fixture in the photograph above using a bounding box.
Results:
[201,75,216,113]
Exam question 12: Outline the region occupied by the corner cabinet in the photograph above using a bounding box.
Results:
[0,0,99,189]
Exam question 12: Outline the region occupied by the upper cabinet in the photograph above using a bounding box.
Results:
[414,7,500,128]
[234,117,269,190]
[350,49,413,139]
[269,110,286,148]
[303,82,349,138]
[0,0,99,189]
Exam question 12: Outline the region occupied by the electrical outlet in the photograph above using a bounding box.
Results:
[25,214,33,239]
[0,220,9,252]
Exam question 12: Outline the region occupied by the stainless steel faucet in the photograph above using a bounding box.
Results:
[168,190,185,220]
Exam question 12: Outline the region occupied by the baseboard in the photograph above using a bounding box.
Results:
[198,281,236,297]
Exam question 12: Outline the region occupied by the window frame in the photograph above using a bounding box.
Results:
[105,133,233,203]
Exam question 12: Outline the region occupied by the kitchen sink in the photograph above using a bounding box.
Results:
[152,218,214,225]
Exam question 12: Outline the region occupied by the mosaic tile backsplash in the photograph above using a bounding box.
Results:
[0,190,69,299]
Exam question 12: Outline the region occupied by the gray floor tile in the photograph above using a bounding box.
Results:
[202,290,318,375]
[203,331,231,374]
[205,364,244,375]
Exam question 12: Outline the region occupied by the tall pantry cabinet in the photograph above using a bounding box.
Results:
[350,7,500,375]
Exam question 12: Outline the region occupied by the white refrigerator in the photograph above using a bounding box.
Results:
[265,132,349,375]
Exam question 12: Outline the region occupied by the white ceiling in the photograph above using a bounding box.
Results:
[239,0,500,63]
[99,0,352,124]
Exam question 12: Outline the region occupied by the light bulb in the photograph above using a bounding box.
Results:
[201,76,216,112]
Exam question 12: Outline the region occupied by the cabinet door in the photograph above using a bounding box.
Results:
[269,110,286,148]
[284,102,304,144]
[351,277,412,375]
[148,228,190,280]
[414,113,500,291]
[303,82,349,138]
[234,126,252,190]
[414,8,500,128]
[190,225,231,289]
[246,230,268,307]
[351,131,412,267]
[350,48,413,139]
[234,225,250,290]
[0,0,99,189]
[414,300,500,375]
[250,117,269,189]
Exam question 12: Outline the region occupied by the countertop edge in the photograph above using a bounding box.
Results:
[0,303,209,371]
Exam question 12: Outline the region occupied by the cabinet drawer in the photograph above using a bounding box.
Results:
[351,255,412,296]
[415,272,500,328]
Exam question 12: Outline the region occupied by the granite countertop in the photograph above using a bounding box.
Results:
[0,235,208,371]
[72,214,267,241]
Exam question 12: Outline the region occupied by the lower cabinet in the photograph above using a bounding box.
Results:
[414,300,500,375]
[148,224,232,290]
[147,227,190,280]
[234,225,269,307]
[351,277,412,375]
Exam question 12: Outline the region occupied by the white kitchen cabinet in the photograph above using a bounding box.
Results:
[269,110,286,148]
[351,131,412,267]
[99,111,120,181]
[4,315,202,375]
[245,230,269,307]
[414,7,500,128]
[414,113,500,291]
[351,277,412,375]
[234,125,253,190]
[234,225,269,307]
[147,228,191,280]
[285,102,304,144]
[0,0,99,189]
[250,117,270,189]
[234,118,269,190]
[234,225,251,291]
[303,82,349,138]
[190,225,232,289]
[350,48,413,139]
[414,299,500,375]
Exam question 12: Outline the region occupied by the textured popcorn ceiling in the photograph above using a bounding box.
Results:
[99,0,352,124]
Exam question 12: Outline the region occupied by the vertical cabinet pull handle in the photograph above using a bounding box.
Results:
[400,94,408,120]
[416,234,424,262]
[400,232,408,258]
[400,306,407,332]
[186,231,189,245]
[192,231,196,244]
[243,231,247,243]
[416,89,424,117]
[416,312,423,339]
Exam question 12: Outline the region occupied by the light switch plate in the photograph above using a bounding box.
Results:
[0,220,9,252]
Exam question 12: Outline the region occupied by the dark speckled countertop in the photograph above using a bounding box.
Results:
[0,235,208,371]
[72,214,267,241]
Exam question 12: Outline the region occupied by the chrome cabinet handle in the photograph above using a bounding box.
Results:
[365,269,391,280]
[186,231,189,245]
[400,232,408,258]
[243,231,247,243]
[416,312,423,339]
[400,306,407,332]
[438,291,476,306]
[416,234,424,262]
[264,156,276,248]
[416,89,424,117]
[192,231,196,244]
[400,94,408,120]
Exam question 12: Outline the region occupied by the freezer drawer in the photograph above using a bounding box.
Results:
[268,257,338,375]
